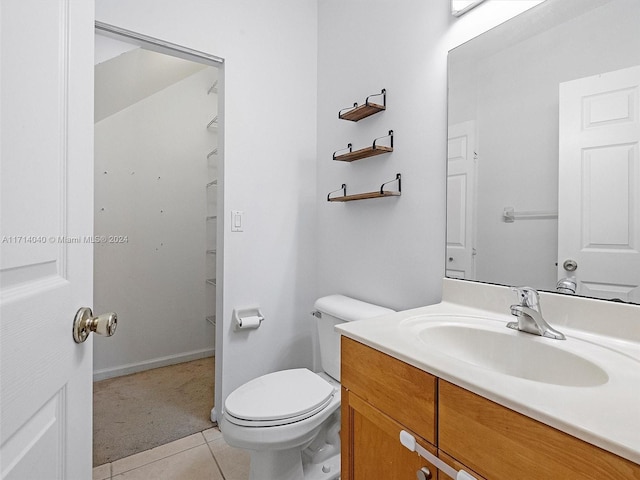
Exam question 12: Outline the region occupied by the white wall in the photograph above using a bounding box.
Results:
[93,0,547,410]
[95,0,318,412]
[93,67,218,379]
[315,0,543,314]
[95,33,138,65]
[94,47,207,121]
[316,0,451,312]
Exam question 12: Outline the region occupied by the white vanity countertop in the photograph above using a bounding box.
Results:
[336,279,640,464]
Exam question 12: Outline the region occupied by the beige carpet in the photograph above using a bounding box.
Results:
[93,357,215,466]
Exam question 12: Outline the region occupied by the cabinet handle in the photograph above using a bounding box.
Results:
[416,466,432,480]
[400,430,479,480]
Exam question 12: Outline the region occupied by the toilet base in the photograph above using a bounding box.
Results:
[246,411,341,480]
[303,452,340,480]
[247,448,340,480]
[249,448,304,480]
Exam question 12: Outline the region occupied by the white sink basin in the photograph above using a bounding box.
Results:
[336,288,640,464]
[410,318,609,387]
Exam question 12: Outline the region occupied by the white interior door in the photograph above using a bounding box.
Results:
[447,121,477,279]
[558,65,640,302]
[1,1,95,478]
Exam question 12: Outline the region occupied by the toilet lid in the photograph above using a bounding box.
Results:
[224,368,336,424]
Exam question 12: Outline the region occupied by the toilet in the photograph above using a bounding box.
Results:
[219,295,394,480]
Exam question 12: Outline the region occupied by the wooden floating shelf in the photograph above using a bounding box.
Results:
[334,145,393,162]
[339,102,386,122]
[327,173,402,203]
[328,190,400,202]
[333,130,394,163]
[339,89,386,122]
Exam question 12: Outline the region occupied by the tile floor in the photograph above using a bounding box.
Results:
[92,427,249,480]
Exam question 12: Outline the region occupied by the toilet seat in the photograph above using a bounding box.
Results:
[224,368,336,427]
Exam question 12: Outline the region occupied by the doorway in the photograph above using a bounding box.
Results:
[92,25,222,465]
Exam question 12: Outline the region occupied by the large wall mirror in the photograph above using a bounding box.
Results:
[447,0,640,304]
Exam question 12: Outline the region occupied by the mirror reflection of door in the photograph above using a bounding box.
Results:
[447,121,477,280]
[558,65,640,302]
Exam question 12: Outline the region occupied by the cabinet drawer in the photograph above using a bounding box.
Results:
[341,337,437,444]
[439,381,640,480]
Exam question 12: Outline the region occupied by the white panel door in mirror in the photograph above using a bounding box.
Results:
[559,65,640,303]
[447,121,477,280]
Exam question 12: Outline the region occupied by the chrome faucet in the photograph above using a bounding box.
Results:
[507,286,566,340]
[556,277,577,294]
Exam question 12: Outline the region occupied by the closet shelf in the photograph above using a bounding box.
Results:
[339,89,386,122]
[206,278,217,286]
[206,215,217,220]
[207,116,218,129]
[206,315,216,326]
[207,148,218,159]
[206,180,218,187]
[208,81,218,95]
[327,174,401,202]
[333,130,394,162]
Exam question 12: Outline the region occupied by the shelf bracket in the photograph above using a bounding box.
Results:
[373,130,393,150]
[333,143,353,160]
[366,88,386,108]
[327,183,347,202]
[380,173,401,195]
[338,103,359,119]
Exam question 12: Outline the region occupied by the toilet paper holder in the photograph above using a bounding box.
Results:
[233,307,264,330]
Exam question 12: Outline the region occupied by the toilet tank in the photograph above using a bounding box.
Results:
[314,295,394,381]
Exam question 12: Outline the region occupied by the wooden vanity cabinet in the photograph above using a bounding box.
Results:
[341,337,640,480]
[341,337,437,443]
[341,388,439,480]
[341,337,438,480]
[439,380,640,480]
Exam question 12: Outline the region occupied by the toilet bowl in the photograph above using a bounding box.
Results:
[219,295,394,480]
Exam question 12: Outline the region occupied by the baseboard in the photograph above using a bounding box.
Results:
[93,347,215,382]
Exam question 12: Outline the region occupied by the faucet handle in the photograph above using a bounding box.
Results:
[511,286,540,308]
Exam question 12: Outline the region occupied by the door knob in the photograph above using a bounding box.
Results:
[562,259,578,271]
[73,307,117,343]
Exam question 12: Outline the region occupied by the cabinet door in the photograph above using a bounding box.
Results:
[342,388,437,480]
[439,381,640,480]
[341,337,437,444]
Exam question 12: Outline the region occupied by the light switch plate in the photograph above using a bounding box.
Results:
[231,210,244,232]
